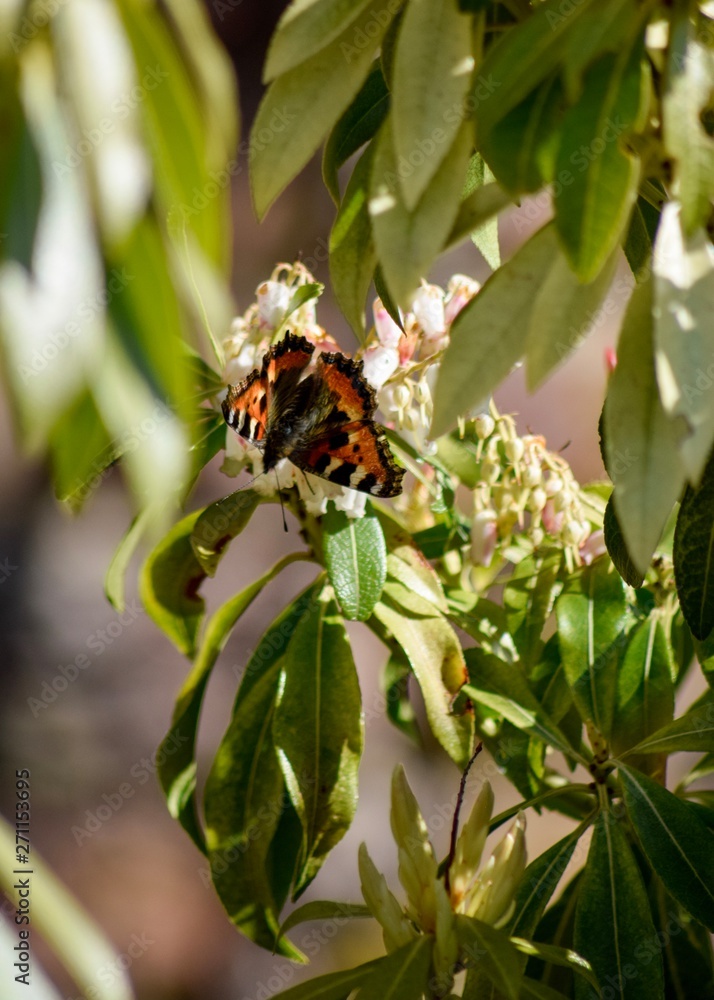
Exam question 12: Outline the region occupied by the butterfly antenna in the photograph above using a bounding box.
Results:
[274,468,289,532]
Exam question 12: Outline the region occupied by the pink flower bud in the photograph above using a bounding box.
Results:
[471,509,498,567]
[373,298,403,348]
[412,284,446,339]
[445,275,480,326]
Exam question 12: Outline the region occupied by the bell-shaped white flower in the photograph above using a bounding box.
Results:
[361,345,400,390]
[256,280,291,330]
[373,297,403,348]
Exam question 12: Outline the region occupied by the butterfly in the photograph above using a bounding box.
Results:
[222,332,404,498]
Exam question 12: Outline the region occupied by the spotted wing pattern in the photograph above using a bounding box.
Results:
[291,419,404,497]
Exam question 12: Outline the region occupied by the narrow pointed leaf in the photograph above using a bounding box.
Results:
[574,809,663,1000]
[323,503,386,620]
[603,493,645,588]
[455,915,523,1000]
[359,937,434,1000]
[620,764,714,932]
[273,590,363,895]
[431,224,560,437]
[139,507,206,656]
[504,549,562,669]
[508,829,583,940]
[191,489,263,576]
[624,702,714,757]
[279,900,371,940]
[259,959,383,1000]
[674,448,714,641]
[444,182,513,252]
[264,0,377,81]
[555,558,628,738]
[604,278,685,575]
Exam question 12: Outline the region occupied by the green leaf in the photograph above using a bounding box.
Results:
[504,549,562,670]
[273,590,363,895]
[377,506,448,611]
[370,116,472,306]
[329,147,377,339]
[444,181,513,252]
[373,263,405,331]
[455,915,523,1000]
[359,937,434,1000]
[383,646,421,744]
[204,661,303,958]
[620,764,714,932]
[373,588,473,767]
[611,617,674,764]
[49,390,113,514]
[674,449,714,641]
[392,0,474,209]
[555,557,628,738]
[653,204,714,482]
[323,63,389,204]
[520,980,577,1000]
[264,0,377,81]
[190,489,263,577]
[574,809,663,1000]
[560,0,640,100]
[662,14,714,235]
[139,508,206,656]
[624,702,714,757]
[474,0,600,136]
[480,75,563,195]
[116,0,230,265]
[469,158,500,271]
[251,3,397,219]
[278,900,371,940]
[259,959,383,1000]
[463,650,575,759]
[323,503,386,620]
[603,493,645,588]
[105,507,153,612]
[431,224,561,438]
[604,278,685,575]
[511,939,596,991]
[622,197,660,283]
[157,554,308,852]
[525,246,618,389]
[554,45,647,280]
[508,828,582,940]
[651,882,714,1000]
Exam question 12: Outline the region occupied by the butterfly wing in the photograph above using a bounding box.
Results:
[222,333,314,446]
[291,419,404,497]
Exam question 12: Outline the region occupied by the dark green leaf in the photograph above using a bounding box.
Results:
[383,647,421,744]
[620,764,714,932]
[622,197,659,283]
[444,181,513,252]
[49,390,114,514]
[504,550,562,669]
[157,554,307,852]
[204,660,302,958]
[323,503,386,620]
[650,881,714,1000]
[555,557,628,738]
[674,450,714,640]
[604,495,645,588]
[431,224,559,437]
[329,147,377,339]
[139,508,206,656]
[259,959,383,1000]
[323,63,389,204]
[554,46,648,281]
[273,590,363,896]
[279,900,371,940]
[511,939,596,991]
[359,937,434,1000]
[574,809,663,1000]
[373,263,405,332]
[508,829,583,940]
[191,489,263,576]
[455,915,522,1000]
[611,616,674,766]
[623,702,714,758]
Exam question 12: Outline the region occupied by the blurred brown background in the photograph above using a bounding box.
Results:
[0,4,631,998]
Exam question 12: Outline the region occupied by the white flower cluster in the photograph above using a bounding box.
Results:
[469,408,605,574]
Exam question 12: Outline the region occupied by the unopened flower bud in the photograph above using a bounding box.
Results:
[412,283,446,339]
[562,520,586,546]
[505,438,525,464]
[481,459,500,485]
[527,487,547,513]
[445,274,480,325]
[545,474,563,496]
[449,783,494,909]
[373,297,403,349]
[359,844,416,952]
[553,488,574,512]
[414,379,431,405]
[471,509,498,567]
[475,413,495,439]
[256,280,290,329]
[530,526,545,547]
[391,767,438,927]
[393,383,412,410]
[522,463,542,488]
[466,814,527,926]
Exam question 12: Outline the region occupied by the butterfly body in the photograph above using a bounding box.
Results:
[222,333,404,497]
